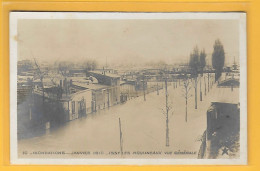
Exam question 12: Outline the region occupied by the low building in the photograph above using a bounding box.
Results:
[202,74,240,159]
[87,70,120,86]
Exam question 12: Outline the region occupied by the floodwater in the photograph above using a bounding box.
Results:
[18,77,239,159]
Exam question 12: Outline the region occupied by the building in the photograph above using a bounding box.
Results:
[203,74,240,159]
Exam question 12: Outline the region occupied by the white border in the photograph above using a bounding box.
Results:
[9,12,247,165]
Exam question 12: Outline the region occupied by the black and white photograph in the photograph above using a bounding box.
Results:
[10,12,247,165]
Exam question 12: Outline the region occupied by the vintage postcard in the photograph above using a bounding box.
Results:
[10,12,247,165]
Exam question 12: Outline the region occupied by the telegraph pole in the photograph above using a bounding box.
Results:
[119,118,123,155]
[165,76,169,147]
[107,89,110,108]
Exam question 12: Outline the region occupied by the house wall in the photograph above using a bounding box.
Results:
[92,86,120,111]
[63,90,92,121]
[206,102,240,158]
[207,103,240,140]
[120,83,136,98]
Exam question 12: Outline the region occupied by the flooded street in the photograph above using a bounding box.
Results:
[18,80,238,159]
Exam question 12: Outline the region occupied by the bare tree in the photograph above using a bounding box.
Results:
[199,75,202,101]
[193,77,198,109]
[189,46,200,109]
[33,58,46,104]
[182,78,192,122]
[83,60,98,71]
[208,72,210,92]
[212,39,225,81]
[58,61,74,77]
[160,75,173,147]
[199,49,206,101]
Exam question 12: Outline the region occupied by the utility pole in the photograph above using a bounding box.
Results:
[107,89,110,108]
[165,76,169,147]
[119,118,123,155]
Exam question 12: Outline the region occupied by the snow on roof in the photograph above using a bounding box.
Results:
[72,82,109,90]
[89,71,120,78]
[210,86,239,104]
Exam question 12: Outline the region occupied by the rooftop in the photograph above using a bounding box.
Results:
[72,82,109,90]
[88,70,120,78]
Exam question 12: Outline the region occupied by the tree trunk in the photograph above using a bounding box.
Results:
[185,98,187,122]
[166,115,169,147]
[208,72,210,92]
[215,70,221,81]
[200,75,202,101]
[195,77,197,109]
[204,76,206,96]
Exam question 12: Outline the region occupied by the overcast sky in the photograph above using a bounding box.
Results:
[18,19,239,66]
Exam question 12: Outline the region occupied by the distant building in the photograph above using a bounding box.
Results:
[120,80,137,98]
[87,70,120,86]
[72,71,121,113]
[94,68,118,74]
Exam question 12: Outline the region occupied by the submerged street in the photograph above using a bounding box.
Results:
[18,78,238,159]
